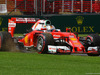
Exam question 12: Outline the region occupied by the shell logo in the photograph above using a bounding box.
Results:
[70,38,77,41]
[25,35,28,44]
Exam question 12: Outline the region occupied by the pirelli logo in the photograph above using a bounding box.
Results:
[0,36,1,48]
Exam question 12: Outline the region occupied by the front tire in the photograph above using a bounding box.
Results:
[37,33,54,54]
[86,34,100,56]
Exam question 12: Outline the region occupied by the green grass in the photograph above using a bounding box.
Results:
[78,34,88,37]
[14,34,23,37]
[0,52,100,75]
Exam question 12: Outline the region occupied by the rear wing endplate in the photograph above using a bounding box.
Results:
[8,17,39,37]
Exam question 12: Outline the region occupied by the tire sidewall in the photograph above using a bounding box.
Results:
[37,34,46,53]
[37,33,54,54]
[86,34,100,46]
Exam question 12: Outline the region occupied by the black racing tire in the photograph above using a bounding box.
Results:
[0,31,17,51]
[86,34,100,56]
[87,53,99,56]
[37,33,54,54]
[86,34,100,46]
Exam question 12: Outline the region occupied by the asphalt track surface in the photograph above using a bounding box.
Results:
[72,53,100,56]
[22,49,100,56]
[71,53,88,56]
[23,50,89,56]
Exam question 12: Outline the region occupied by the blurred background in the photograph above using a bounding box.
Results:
[0,0,100,34]
[0,0,100,16]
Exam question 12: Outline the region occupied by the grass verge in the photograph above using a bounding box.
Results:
[0,52,100,75]
[14,34,88,37]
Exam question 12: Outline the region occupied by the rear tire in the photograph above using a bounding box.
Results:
[0,31,17,51]
[37,33,54,54]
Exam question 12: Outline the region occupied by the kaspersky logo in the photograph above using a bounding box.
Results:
[76,16,84,25]
[0,17,3,26]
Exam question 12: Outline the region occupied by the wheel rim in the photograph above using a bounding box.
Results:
[87,38,92,45]
[37,37,43,51]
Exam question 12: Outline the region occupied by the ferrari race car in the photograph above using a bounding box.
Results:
[0,17,100,56]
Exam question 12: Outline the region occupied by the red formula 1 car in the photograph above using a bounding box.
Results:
[0,17,100,56]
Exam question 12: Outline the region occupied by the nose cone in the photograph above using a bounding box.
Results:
[69,37,85,52]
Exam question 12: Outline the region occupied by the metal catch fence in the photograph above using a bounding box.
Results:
[0,0,100,15]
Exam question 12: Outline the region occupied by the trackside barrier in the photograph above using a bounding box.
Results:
[0,15,100,34]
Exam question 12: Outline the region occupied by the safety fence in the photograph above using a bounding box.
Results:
[0,0,5,4]
[44,1,100,13]
[0,0,100,15]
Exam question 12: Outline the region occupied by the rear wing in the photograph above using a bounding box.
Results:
[8,17,39,37]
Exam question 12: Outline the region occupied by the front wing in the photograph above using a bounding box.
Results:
[48,45,100,54]
[48,45,71,53]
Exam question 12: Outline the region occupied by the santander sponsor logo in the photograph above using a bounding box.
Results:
[16,18,37,23]
[16,18,26,22]
[49,48,56,50]
[27,18,36,22]
[8,23,16,27]
[53,35,61,37]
